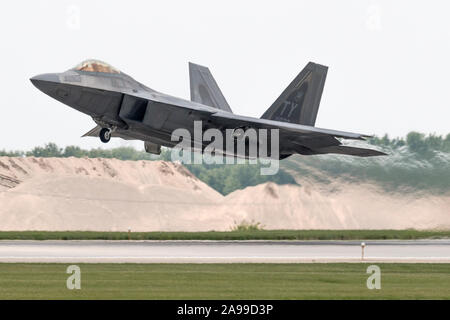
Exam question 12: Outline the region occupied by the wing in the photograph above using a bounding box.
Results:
[209,112,386,157]
[211,111,368,139]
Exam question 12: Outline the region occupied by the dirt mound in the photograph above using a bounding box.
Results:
[0,157,227,231]
[223,182,450,230]
[0,157,449,231]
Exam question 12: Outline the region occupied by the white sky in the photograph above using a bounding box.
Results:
[1,0,449,151]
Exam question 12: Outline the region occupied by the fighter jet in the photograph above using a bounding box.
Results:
[30,59,385,159]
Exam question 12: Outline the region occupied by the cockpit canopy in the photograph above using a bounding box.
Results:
[73,59,121,74]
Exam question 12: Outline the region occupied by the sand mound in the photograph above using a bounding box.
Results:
[0,157,449,231]
[223,182,450,230]
[0,157,228,231]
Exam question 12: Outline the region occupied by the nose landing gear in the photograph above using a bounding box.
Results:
[99,127,112,143]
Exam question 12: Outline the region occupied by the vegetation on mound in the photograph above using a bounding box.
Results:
[284,132,450,194]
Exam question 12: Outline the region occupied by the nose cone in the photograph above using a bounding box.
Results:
[30,73,61,92]
[30,73,60,83]
[30,72,74,106]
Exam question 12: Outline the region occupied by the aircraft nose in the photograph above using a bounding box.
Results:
[30,73,62,95]
[30,73,60,86]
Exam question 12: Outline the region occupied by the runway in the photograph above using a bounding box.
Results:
[0,240,449,263]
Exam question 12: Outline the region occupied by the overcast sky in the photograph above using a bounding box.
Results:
[1,0,449,150]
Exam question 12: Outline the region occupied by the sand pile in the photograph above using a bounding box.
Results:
[223,183,450,230]
[0,156,449,231]
[0,157,228,231]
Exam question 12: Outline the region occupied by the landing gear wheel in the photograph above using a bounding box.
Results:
[99,128,111,143]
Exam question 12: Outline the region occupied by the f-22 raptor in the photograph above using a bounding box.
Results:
[31,59,385,159]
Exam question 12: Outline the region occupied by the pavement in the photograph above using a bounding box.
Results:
[0,239,449,263]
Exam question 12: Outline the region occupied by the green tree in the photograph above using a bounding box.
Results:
[444,134,450,152]
[63,146,86,158]
[425,134,443,150]
[406,132,429,155]
[27,143,62,157]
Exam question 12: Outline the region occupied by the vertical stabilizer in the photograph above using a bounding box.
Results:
[260,62,327,126]
[189,62,232,113]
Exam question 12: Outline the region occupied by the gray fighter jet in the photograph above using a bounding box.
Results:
[30,59,385,159]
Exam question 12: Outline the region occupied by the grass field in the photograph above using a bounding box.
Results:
[0,229,448,241]
[0,263,448,299]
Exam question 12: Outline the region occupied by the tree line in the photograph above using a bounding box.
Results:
[1,131,449,194]
[369,132,450,156]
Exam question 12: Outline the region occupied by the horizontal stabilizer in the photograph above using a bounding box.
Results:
[315,145,387,157]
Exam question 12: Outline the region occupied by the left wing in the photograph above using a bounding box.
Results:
[211,111,368,140]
